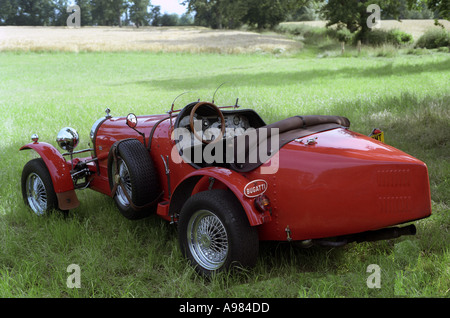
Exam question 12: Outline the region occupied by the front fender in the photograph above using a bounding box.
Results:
[20,142,79,210]
[169,167,271,226]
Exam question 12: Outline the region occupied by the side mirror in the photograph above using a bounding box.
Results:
[126,113,147,147]
[126,113,138,129]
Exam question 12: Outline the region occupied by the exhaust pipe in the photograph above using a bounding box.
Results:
[352,224,416,243]
[312,224,417,247]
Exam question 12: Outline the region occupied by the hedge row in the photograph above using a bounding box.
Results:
[277,23,450,49]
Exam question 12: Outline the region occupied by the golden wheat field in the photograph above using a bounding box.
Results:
[0,25,300,53]
[0,20,448,53]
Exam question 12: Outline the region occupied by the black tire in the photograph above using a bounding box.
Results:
[21,158,60,215]
[108,139,161,220]
[178,189,259,276]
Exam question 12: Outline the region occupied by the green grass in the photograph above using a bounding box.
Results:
[0,49,449,298]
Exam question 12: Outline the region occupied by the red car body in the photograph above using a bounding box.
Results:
[20,101,432,275]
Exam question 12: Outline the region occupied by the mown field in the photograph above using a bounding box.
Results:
[0,25,449,299]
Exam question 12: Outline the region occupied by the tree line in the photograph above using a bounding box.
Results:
[1,0,448,31]
[0,0,192,27]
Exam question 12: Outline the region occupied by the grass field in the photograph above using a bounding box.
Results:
[0,25,449,299]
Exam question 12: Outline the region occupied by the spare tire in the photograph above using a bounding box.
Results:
[108,139,161,220]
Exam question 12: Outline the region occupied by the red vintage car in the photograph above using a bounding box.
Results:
[20,100,432,276]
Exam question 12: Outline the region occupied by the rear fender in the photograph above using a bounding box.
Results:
[20,142,79,210]
[169,167,271,226]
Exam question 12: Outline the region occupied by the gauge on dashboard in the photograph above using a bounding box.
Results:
[233,115,240,126]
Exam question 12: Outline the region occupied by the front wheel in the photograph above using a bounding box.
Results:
[21,158,60,215]
[178,189,259,276]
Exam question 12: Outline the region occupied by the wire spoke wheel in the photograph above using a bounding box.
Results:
[178,190,259,276]
[26,172,48,215]
[21,158,60,216]
[108,139,161,220]
[115,159,132,207]
[187,210,229,271]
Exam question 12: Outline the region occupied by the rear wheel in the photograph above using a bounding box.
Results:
[21,158,60,215]
[178,189,259,276]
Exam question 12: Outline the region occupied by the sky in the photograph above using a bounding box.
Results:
[151,0,188,15]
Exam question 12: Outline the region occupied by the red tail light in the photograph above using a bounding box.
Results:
[254,194,271,213]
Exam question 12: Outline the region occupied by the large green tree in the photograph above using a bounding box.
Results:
[244,0,308,29]
[320,0,449,41]
[150,5,161,26]
[129,0,151,27]
[182,0,306,29]
[91,0,127,26]
[320,0,404,35]
[182,0,242,29]
[408,0,449,20]
[0,0,55,25]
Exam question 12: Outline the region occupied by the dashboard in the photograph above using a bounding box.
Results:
[173,103,266,167]
[177,113,251,141]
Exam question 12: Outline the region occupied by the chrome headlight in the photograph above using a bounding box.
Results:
[90,115,109,142]
[56,127,79,151]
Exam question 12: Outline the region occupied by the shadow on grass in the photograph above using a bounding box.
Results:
[124,57,450,91]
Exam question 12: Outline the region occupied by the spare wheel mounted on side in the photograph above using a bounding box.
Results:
[108,138,162,220]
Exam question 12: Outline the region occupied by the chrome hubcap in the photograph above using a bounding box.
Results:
[26,173,47,215]
[187,210,228,271]
[115,159,132,207]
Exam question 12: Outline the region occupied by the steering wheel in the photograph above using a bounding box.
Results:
[189,102,226,144]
